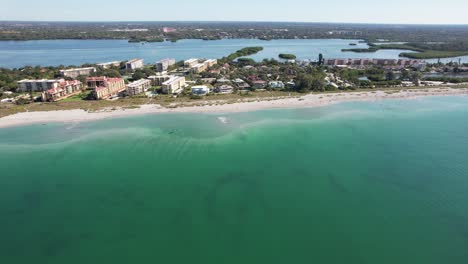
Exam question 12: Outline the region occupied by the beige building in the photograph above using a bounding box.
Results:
[87,77,126,100]
[60,67,96,79]
[126,79,152,96]
[184,58,199,68]
[156,59,176,72]
[126,59,144,71]
[187,59,218,74]
[41,80,83,102]
[162,76,186,94]
[148,74,172,86]
[17,79,64,92]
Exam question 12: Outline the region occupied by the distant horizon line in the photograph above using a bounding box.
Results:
[1,20,468,26]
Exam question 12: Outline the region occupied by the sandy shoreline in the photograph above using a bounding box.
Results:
[1,87,467,128]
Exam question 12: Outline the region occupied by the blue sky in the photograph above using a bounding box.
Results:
[1,0,467,24]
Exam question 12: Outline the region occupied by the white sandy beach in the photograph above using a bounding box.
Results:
[1,87,467,128]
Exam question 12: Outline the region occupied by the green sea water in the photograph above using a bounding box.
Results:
[1,96,468,263]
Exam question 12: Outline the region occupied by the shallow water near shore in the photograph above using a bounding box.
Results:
[1,96,468,264]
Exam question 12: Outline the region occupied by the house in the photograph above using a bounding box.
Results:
[191,85,210,95]
[162,76,186,94]
[86,77,126,100]
[41,80,83,102]
[214,85,234,94]
[268,81,285,89]
[252,80,267,89]
[216,77,231,84]
[60,67,96,79]
[125,59,144,71]
[233,78,250,89]
[126,79,152,96]
[156,59,176,72]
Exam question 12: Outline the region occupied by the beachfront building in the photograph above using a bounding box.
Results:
[269,81,285,89]
[162,76,186,94]
[126,79,152,96]
[214,85,234,94]
[148,74,172,86]
[86,77,126,100]
[60,67,96,79]
[17,79,64,92]
[191,85,210,96]
[125,59,144,71]
[156,59,176,72]
[252,80,268,89]
[41,80,83,102]
[97,61,121,69]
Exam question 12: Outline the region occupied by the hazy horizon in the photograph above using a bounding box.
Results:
[2,0,468,25]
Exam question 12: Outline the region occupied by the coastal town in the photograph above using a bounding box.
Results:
[2,47,468,110]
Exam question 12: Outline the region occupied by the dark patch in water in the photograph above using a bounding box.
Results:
[205,172,269,224]
[22,191,43,209]
[42,236,71,258]
[328,173,350,194]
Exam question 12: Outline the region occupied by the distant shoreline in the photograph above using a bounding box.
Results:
[1,87,467,129]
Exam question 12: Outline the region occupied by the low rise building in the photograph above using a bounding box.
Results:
[191,85,210,95]
[97,61,121,69]
[162,76,186,94]
[214,85,234,94]
[126,79,152,96]
[156,59,176,72]
[269,81,285,89]
[86,77,126,100]
[17,79,64,92]
[41,80,83,102]
[252,80,267,89]
[126,59,144,71]
[148,74,172,86]
[184,58,199,68]
[60,67,96,79]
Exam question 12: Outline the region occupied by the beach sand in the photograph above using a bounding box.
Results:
[1,87,467,128]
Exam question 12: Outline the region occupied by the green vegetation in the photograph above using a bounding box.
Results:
[128,37,164,43]
[343,41,468,59]
[279,54,297,60]
[220,47,264,63]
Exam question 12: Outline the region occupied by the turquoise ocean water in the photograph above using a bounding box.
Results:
[1,96,468,263]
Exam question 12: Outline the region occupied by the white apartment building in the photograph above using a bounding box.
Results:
[126,59,144,71]
[60,67,96,79]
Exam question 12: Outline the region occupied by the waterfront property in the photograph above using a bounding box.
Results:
[324,58,425,69]
[233,78,251,89]
[191,85,210,95]
[86,76,126,99]
[269,81,285,89]
[60,67,96,79]
[214,84,234,94]
[184,58,218,73]
[125,59,144,71]
[17,79,64,92]
[252,80,268,89]
[148,74,172,86]
[41,80,83,102]
[162,76,186,94]
[156,59,176,72]
[97,61,121,69]
[126,79,152,96]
